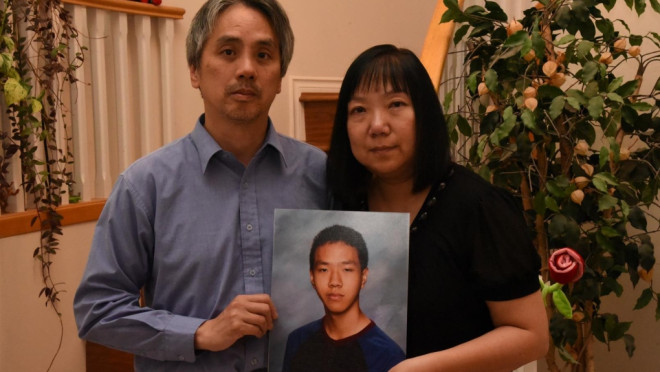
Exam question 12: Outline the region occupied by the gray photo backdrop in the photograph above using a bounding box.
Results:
[268,209,409,372]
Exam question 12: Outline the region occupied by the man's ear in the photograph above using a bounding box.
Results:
[190,64,200,89]
[361,268,369,289]
[310,271,315,288]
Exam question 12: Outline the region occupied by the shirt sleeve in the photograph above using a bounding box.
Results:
[468,186,541,301]
[73,174,205,362]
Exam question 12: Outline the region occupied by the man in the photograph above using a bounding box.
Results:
[282,225,405,372]
[73,1,327,371]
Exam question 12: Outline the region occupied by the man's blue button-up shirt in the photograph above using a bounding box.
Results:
[74,115,328,371]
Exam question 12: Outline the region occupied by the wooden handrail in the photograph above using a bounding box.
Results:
[0,200,105,239]
[62,0,185,19]
[420,0,465,91]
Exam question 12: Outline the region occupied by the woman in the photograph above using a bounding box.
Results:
[327,44,549,371]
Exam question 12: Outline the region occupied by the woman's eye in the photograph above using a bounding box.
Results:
[349,106,366,115]
[257,52,271,60]
[390,101,406,108]
[221,49,234,56]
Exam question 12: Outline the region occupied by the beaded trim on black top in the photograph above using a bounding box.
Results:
[359,164,456,233]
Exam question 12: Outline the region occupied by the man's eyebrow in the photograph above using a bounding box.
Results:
[213,36,276,48]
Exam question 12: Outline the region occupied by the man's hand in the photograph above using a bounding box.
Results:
[194,294,278,352]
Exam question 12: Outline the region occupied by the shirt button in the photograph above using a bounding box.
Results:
[249,269,256,276]
[178,355,185,361]
[243,182,248,188]
[251,357,258,366]
[246,223,253,231]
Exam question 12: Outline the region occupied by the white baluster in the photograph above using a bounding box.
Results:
[112,12,135,172]
[89,8,113,197]
[159,18,175,144]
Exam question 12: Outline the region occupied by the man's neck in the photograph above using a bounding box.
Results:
[323,308,370,340]
[204,114,269,166]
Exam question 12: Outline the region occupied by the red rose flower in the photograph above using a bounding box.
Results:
[549,247,585,284]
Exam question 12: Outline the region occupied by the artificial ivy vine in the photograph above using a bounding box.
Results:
[1,0,83,369]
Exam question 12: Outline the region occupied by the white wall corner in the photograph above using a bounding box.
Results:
[288,76,342,141]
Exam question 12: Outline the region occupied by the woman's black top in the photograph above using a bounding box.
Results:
[404,164,540,356]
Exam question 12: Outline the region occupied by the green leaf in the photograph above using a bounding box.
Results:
[630,102,653,112]
[538,85,564,101]
[634,288,654,309]
[566,97,581,110]
[555,5,572,29]
[607,77,624,93]
[629,34,643,46]
[545,196,559,212]
[600,226,620,237]
[490,106,516,144]
[585,81,600,98]
[595,19,615,41]
[446,113,458,135]
[3,77,29,106]
[531,31,546,58]
[549,96,566,120]
[457,115,472,136]
[594,172,618,186]
[628,206,648,231]
[441,7,464,23]
[454,24,470,45]
[566,89,588,105]
[599,194,619,211]
[582,61,599,83]
[616,80,639,98]
[553,289,573,319]
[521,109,539,133]
[30,98,42,114]
[651,0,660,13]
[484,69,498,93]
[503,30,528,47]
[588,96,604,119]
[554,34,576,46]
[533,191,546,215]
[576,40,594,60]
[634,0,646,15]
[606,93,624,104]
[602,0,616,11]
[443,91,454,112]
[624,334,636,358]
[467,71,479,93]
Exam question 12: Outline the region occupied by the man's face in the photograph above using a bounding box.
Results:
[189,4,282,126]
[310,242,368,316]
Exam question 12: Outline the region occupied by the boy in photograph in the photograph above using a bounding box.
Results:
[282,225,405,372]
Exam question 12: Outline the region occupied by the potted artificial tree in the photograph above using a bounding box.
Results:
[440,0,659,371]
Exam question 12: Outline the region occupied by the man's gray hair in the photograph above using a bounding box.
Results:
[186,0,294,77]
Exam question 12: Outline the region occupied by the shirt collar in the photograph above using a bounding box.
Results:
[191,114,288,173]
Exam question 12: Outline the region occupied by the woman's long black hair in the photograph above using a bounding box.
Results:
[327,44,451,209]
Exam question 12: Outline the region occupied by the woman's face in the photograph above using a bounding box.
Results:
[347,84,416,183]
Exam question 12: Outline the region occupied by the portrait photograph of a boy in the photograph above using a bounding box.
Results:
[269,209,409,372]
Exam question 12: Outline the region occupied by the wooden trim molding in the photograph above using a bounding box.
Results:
[62,0,185,19]
[0,200,106,239]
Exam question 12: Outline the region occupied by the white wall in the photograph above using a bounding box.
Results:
[0,222,95,372]
[166,0,437,140]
